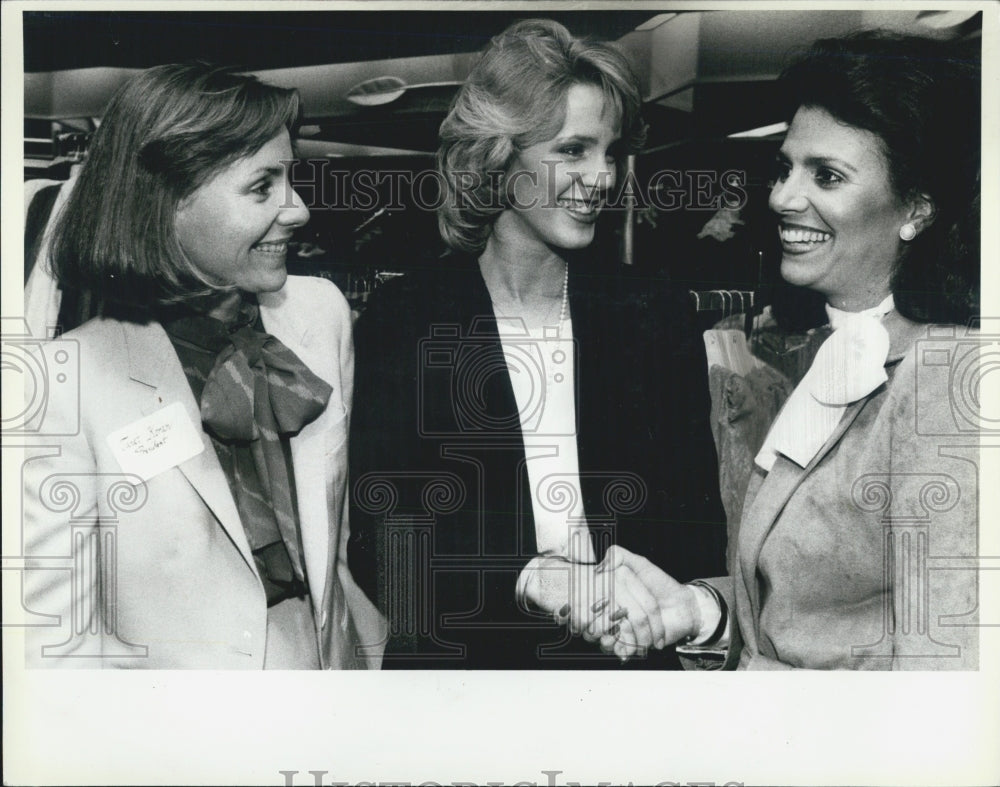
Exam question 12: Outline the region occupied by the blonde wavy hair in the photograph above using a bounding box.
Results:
[437,19,646,254]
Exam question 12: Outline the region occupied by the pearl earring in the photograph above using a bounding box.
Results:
[899,223,917,241]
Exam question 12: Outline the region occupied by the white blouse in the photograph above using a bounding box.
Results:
[494,315,595,563]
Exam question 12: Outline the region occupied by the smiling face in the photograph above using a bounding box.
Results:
[498,82,620,253]
[174,129,310,299]
[769,106,918,311]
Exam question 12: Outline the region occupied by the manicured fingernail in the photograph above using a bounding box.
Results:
[608,623,620,637]
[656,638,666,650]
[610,607,629,622]
[591,598,609,614]
[557,603,571,617]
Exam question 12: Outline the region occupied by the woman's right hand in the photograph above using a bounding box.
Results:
[517,554,666,660]
[594,545,706,649]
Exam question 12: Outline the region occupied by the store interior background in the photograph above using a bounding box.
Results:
[24,9,982,327]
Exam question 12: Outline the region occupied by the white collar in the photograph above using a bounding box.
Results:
[756,293,894,471]
[825,293,895,330]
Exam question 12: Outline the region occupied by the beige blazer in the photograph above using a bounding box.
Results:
[694,312,979,670]
[22,276,386,668]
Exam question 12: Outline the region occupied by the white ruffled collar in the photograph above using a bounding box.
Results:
[755,293,895,471]
[825,293,895,330]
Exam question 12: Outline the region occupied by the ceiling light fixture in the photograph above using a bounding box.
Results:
[345,76,463,107]
[915,10,979,29]
[727,121,788,139]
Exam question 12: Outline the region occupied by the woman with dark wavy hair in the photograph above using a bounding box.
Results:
[604,30,981,670]
[349,19,726,669]
[23,63,385,669]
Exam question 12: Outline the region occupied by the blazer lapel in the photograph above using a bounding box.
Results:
[259,289,332,616]
[122,319,258,575]
[740,393,871,636]
[740,310,923,633]
[452,262,539,556]
[567,268,605,557]
[883,311,927,363]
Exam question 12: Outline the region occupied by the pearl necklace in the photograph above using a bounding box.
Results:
[489,263,571,388]
[557,262,569,333]
[546,263,570,386]
[488,262,569,331]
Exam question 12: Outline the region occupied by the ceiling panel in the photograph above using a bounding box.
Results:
[22,9,981,158]
[23,10,658,72]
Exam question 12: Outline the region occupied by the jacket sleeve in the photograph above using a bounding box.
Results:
[882,341,979,670]
[676,575,743,670]
[21,331,104,666]
[310,280,387,668]
[642,281,728,581]
[322,279,355,569]
[346,280,418,610]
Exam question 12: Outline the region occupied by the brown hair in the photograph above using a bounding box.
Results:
[778,30,980,324]
[48,62,300,314]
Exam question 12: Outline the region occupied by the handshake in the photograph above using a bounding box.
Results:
[517,545,725,662]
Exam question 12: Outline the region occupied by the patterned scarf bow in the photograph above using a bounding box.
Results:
[200,326,332,442]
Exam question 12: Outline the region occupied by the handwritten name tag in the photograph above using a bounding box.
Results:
[106,402,204,481]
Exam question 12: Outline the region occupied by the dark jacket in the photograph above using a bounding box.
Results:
[348,254,726,668]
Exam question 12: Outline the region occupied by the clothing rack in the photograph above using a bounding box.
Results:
[24,120,94,180]
[689,289,756,337]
